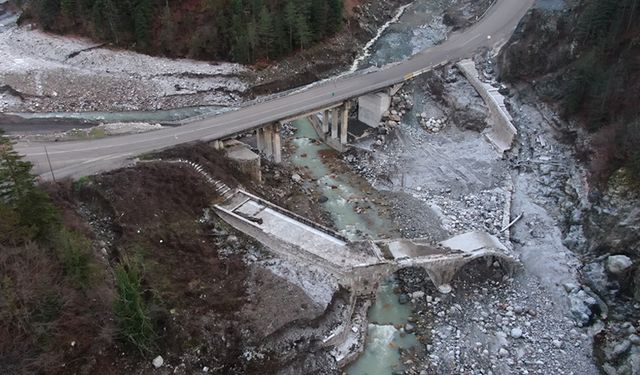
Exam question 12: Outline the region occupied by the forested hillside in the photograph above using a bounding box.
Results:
[19,0,344,63]
[563,0,640,180]
[0,133,112,372]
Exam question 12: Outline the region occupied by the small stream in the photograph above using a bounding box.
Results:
[288,1,457,372]
[289,119,391,240]
[356,0,453,70]
[288,119,419,374]
[347,279,420,375]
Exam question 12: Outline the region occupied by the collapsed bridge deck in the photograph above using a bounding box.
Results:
[214,189,520,295]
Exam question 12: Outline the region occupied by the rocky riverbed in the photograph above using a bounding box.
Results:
[337,57,603,373]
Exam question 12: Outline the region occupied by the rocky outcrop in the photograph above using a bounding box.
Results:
[583,170,640,310]
[585,171,640,260]
[497,1,577,82]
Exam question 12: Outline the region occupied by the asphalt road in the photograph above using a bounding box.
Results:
[14,0,534,180]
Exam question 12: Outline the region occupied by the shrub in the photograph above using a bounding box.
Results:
[114,256,155,353]
[51,228,94,288]
[72,176,91,192]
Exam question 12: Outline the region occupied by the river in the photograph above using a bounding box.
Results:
[286,1,458,373]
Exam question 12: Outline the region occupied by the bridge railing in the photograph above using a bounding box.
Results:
[169,66,381,127]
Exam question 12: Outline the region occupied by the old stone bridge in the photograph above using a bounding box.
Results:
[213,188,519,296]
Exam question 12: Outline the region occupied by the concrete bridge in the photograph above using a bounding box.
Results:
[14,0,535,180]
[214,189,519,296]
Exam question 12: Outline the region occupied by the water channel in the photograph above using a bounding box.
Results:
[286,2,456,372]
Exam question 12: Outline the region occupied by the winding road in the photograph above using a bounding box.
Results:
[14,0,534,180]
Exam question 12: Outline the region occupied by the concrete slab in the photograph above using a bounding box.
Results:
[456,59,517,153]
[220,191,378,268]
[222,140,261,182]
[385,239,449,260]
[439,231,508,253]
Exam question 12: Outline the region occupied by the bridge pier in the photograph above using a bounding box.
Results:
[256,128,264,153]
[272,123,282,163]
[323,109,330,133]
[255,123,282,163]
[317,101,350,147]
[341,102,350,145]
[331,108,339,140]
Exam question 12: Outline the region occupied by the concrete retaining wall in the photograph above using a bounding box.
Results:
[215,201,395,295]
[456,59,517,153]
[222,141,262,182]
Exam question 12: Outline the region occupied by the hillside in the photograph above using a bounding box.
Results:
[498,1,640,373]
[18,0,344,64]
[0,136,345,373]
[498,0,640,183]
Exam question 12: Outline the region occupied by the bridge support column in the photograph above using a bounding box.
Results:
[264,125,274,157]
[212,139,224,150]
[322,110,329,134]
[256,128,265,153]
[257,123,282,163]
[272,123,282,163]
[340,102,350,145]
[331,108,339,139]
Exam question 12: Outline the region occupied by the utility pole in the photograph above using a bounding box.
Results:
[44,146,56,183]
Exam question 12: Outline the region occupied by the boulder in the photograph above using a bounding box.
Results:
[404,323,416,334]
[152,356,164,368]
[510,327,523,339]
[606,255,633,275]
[568,289,597,326]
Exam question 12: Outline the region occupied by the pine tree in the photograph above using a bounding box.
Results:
[296,12,312,50]
[0,136,36,204]
[246,21,258,62]
[158,2,174,55]
[0,134,59,242]
[61,0,76,21]
[257,5,274,59]
[134,0,152,50]
[37,0,62,30]
[327,0,343,33]
[284,0,297,51]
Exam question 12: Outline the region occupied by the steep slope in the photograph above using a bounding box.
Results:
[498,1,640,373]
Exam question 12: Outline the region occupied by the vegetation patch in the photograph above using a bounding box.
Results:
[114,255,156,353]
[19,0,345,63]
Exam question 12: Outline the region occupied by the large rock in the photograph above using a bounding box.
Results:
[582,261,611,298]
[584,170,640,259]
[568,289,597,326]
[152,355,164,368]
[606,255,633,275]
[443,78,489,132]
[635,268,640,302]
